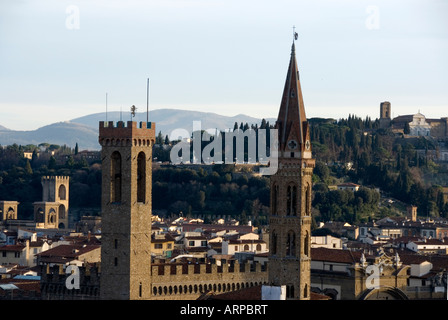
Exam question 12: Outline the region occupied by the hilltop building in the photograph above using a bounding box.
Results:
[379,101,448,140]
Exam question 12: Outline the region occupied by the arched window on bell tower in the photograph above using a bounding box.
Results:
[286,230,296,257]
[271,231,277,255]
[111,151,122,203]
[137,152,146,203]
[304,230,310,257]
[286,185,297,216]
[305,183,311,216]
[272,184,278,215]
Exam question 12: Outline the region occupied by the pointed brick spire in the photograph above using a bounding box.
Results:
[275,42,309,154]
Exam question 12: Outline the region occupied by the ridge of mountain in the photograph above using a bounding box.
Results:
[0,108,276,150]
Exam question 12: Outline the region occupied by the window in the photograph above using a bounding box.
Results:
[286,231,296,257]
[58,185,67,200]
[304,231,310,257]
[137,152,146,203]
[305,183,311,216]
[272,184,278,215]
[271,231,277,255]
[114,239,118,249]
[154,243,163,249]
[111,151,122,203]
[201,240,207,247]
[189,241,195,247]
[286,185,297,215]
[286,285,294,299]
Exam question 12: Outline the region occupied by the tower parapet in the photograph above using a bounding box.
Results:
[99,121,156,146]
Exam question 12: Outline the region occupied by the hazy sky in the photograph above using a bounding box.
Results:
[1,0,447,131]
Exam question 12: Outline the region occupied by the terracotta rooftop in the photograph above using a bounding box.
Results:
[311,247,363,264]
[36,244,100,260]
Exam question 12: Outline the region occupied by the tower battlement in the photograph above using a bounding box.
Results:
[99,121,156,138]
[39,260,268,300]
[41,176,70,183]
[99,121,156,148]
[151,260,267,277]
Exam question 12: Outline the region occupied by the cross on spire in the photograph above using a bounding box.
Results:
[292,25,298,41]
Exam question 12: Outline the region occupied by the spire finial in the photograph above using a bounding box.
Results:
[292,25,298,42]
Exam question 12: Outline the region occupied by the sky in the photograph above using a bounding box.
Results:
[0,0,447,131]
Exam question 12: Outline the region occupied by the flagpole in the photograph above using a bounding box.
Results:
[146,78,149,123]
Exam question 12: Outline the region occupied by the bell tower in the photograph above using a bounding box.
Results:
[268,41,315,300]
[99,120,156,300]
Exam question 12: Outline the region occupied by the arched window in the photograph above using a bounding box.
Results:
[292,186,297,215]
[305,183,311,216]
[48,208,56,224]
[58,204,66,219]
[304,284,308,298]
[36,207,44,222]
[137,152,146,203]
[286,231,296,257]
[286,185,297,215]
[271,231,277,255]
[304,231,310,257]
[7,207,15,220]
[58,185,66,200]
[272,184,278,215]
[111,151,122,203]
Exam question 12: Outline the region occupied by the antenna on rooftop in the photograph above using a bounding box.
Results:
[146,78,150,123]
[106,92,108,123]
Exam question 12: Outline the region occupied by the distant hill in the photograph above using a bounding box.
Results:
[0,108,275,151]
[0,124,10,131]
[0,122,99,150]
[71,108,276,137]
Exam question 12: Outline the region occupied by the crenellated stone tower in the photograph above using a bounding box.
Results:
[33,176,70,229]
[268,41,315,300]
[98,120,156,300]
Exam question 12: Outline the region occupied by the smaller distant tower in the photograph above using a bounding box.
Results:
[379,101,391,129]
[33,176,70,229]
[407,205,417,222]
